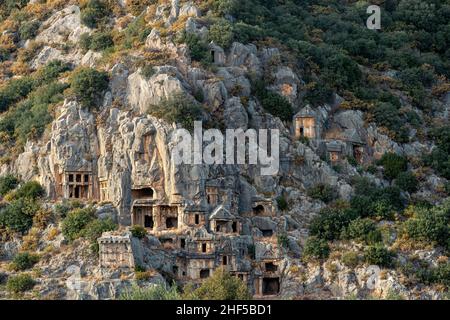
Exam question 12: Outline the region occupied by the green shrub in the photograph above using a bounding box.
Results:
[147,93,202,131]
[400,66,436,88]
[80,0,110,29]
[346,156,358,167]
[19,20,40,40]
[0,0,29,19]
[277,232,289,248]
[125,0,154,16]
[35,60,71,83]
[371,199,396,220]
[120,283,181,300]
[372,103,405,139]
[184,267,251,300]
[6,274,35,293]
[61,208,95,242]
[342,251,360,268]
[0,175,20,196]
[14,181,45,199]
[252,80,293,122]
[209,19,234,48]
[140,65,156,79]
[79,33,92,52]
[403,203,449,248]
[0,76,35,113]
[366,165,377,174]
[349,178,404,219]
[53,200,83,218]
[178,32,211,65]
[445,182,450,195]
[309,207,356,241]
[0,81,68,147]
[378,152,408,180]
[343,218,382,244]
[276,195,288,211]
[394,171,418,193]
[0,198,40,233]
[69,67,109,109]
[364,245,394,268]
[83,218,117,252]
[79,31,113,52]
[430,262,450,287]
[11,252,39,271]
[307,184,337,203]
[0,47,10,62]
[130,225,147,239]
[89,32,113,51]
[120,15,151,49]
[303,236,330,260]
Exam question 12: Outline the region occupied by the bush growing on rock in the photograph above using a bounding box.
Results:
[349,178,404,219]
[125,0,155,16]
[147,93,202,131]
[10,252,40,271]
[80,0,110,29]
[209,19,234,48]
[343,218,382,245]
[61,207,95,242]
[83,218,117,252]
[303,236,330,260]
[342,251,360,268]
[364,245,394,268]
[0,81,68,148]
[19,20,40,41]
[276,195,288,211]
[183,267,251,300]
[35,60,71,84]
[394,171,418,193]
[309,207,356,241]
[423,126,450,179]
[130,225,147,239]
[307,183,337,203]
[140,65,156,79]
[252,79,293,122]
[14,181,45,200]
[53,200,83,218]
[0,198,40,233]
[0,76,35,113]
[120,283,181,300]
[79,31,114,52]
[378,152,408,180]
[6,273,35,294]
[403,202,449,248]
[178,32,211,65]
[0,174,20,196]
[69,67,109,109]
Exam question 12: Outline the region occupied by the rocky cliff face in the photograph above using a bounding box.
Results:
[0,0,449,300]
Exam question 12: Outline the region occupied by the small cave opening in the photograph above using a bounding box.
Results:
[132,187,154,199]
[144,215,154,228]
[262,277,280,295]
[166,217,178,229]
[260,229,273,237]
[253,205,265,216]
[265,262,277,272]
[200,269,210,279]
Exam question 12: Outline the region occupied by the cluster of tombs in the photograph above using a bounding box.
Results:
[97,187,284,297]
[51,104,368,297]
[51,106,364,204]
[293,105,366,165]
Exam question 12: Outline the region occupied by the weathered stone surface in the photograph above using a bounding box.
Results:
[127,67,188,113]
[35,6,90,45]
